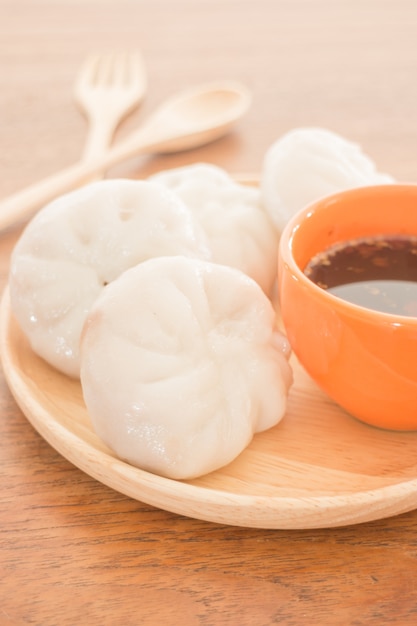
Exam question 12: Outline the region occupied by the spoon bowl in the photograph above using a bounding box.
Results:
[109,80,252,158]
[0,81,252,232]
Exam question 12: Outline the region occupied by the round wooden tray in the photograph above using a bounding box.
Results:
[2,287,417,529]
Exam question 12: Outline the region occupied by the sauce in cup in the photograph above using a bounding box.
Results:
[304,234,417,317]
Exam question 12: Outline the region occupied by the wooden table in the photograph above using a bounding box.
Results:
[2,1,417,624]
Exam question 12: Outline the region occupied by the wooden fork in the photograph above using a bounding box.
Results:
[74,51,147,164]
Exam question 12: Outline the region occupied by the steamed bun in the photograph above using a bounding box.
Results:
[9,179,210,378]
[80,256,292,479]
[261,127,394,233]
[151,163,279,295]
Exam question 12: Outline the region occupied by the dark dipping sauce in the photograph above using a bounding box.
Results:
[304,234,417,317]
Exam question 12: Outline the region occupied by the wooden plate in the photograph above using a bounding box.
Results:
[2,286,417,529]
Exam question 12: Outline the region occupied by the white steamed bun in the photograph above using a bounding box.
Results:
[261,127,394,233]
[151,163,279,295]
[9,179,210,378]
[80,256,292,479]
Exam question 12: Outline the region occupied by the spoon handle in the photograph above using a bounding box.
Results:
[0,136,148,234]
[0,81,250,233]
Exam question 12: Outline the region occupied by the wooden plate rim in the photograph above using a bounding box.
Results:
[2,287,417,529]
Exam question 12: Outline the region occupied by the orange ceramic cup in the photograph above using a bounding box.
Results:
[278,184,417,430]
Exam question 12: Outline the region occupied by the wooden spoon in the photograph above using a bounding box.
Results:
[0,81,251,233]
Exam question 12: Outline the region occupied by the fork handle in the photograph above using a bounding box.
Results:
[81,118,120,163]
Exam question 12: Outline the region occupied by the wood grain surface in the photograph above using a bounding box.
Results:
[2,1,417,624]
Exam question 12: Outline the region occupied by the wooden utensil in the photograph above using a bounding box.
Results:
[0,81,251,233]
[74,51,147,163]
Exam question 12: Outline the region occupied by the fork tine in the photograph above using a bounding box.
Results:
[114,52,129,85]
[77,51,147,90]
[96,53,115,85]
[77,53,100,88]
[110,50,147,90]
[127,50,147,91]
[120,52,131,85]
